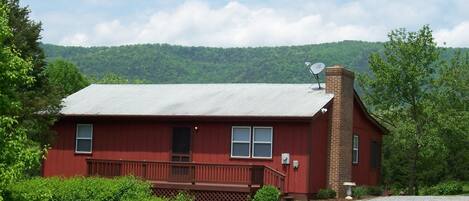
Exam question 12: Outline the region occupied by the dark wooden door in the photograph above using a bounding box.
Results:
[171,127,192,162]
[170,127,193,182]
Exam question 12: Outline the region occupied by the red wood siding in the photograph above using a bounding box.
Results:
[44,119,172,177]
[352,101,382,185]
[309,109,330,193]
[191,121,312,194]
[43,116,330,196]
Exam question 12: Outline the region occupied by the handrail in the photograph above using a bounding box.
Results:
[86,158,269,167]
[264,165,286,177]
[263,165,285,192]
[86,158,285,192]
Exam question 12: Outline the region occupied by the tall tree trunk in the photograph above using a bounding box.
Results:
[410,105,421,195]
[410,141,419,195]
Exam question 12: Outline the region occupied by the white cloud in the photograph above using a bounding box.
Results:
[435,21,469,47]
[58,1,389,47]
[47,0,469,47]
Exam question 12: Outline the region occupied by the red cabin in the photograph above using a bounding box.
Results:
[43,66,385,200]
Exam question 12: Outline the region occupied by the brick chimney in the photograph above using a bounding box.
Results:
[325,65,354,197]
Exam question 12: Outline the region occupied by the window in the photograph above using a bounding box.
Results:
[231,126,273,159]
[352,134,359,164]
[370,140,380,169]
[76,124,93,153]
[252,127,273,158]
[231,127,251,158]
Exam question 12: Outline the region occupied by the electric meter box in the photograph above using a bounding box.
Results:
[281,153,290,165]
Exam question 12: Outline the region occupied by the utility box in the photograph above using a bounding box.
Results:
[281,153,290,165]
[293,160,299,169]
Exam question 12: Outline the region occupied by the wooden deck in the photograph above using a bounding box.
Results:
[86,158,285,193]
[151,180,259,192]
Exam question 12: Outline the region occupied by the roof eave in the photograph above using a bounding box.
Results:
[353,91,390,134]
[59,114,318,122]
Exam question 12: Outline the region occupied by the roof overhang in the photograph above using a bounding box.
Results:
[59,114,317,122]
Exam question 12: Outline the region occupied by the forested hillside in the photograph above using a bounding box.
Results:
[41,41,467,83]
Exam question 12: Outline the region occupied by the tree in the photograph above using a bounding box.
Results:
[359,25,442,194]
[0,5,41,199]
[1,0,61,154]
[433,52,469,181]
[45,59,89,97]
[1,0,44,80]
[98,73,130,84]
[86,72,152,84]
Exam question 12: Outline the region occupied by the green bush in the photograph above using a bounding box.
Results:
[171,192,194,201]
[315,188,336,199]
[420,181,463,195]
[253,186,280,201]
[352,186,367,199]
[366,186,383,196]
[463,182,469,194]
[4,176,165,201]
[419,186,435,195]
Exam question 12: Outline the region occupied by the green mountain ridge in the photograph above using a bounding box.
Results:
[41,41,468,83]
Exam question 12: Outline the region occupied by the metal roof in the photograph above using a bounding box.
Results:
[61,84,333,117]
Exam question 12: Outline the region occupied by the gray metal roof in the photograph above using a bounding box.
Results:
[61,84,333,117]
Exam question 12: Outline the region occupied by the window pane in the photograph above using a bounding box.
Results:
[353,150,358,163]
[254,128,272,142]
[76,139,92,152]
[370,141,379,168]
[253,143,271,157]
[232,143,249,157]
[233,128,250,141]
[77,124,92,138]
[353,135,358,148]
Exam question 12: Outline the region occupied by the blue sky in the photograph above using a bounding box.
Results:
[21,0,469,47]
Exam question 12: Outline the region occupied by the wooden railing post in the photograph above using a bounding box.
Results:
[250,165,264,186]
[86,158,92,176]
[142,162,147,179]
[191,164,196,185]
[119,159,123,177]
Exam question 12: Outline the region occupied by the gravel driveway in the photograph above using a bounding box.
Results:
[367,196,469,201]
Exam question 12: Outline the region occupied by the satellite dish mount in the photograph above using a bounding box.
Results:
[305,62,325,89]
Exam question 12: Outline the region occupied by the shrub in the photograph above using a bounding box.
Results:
[171,191,194,201]
[366,186,383,196]
[253,186,280,201]
[4,176,165,201]
[386,184,408,195]
[420,181,463,195]
[419,186,436,195]
[434,181,463,195]
[315,188,336,199]
[352,186,367,199]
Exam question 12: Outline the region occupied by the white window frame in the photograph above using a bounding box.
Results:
[75,124,93,154]
[352,134,359,164]
[230,126,251,158]
[252,127,273,159]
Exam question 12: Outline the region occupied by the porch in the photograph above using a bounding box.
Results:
[86,158,285,199]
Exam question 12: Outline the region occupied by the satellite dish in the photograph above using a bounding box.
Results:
[310,63,325,75]
[305,61,325,89]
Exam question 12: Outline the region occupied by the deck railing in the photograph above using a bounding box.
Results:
[86,158,285,192]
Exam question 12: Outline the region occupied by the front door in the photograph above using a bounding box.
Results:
[170,127,192,182]
[171,127,192,162]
